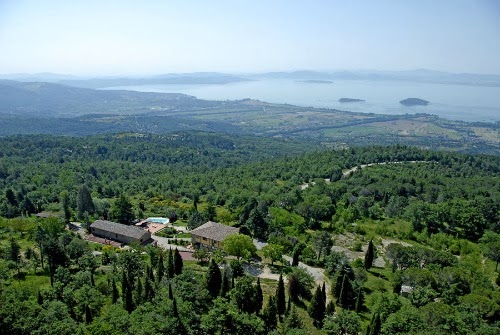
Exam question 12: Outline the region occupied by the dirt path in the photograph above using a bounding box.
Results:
[300,160,431,189]
[252,239,331,299]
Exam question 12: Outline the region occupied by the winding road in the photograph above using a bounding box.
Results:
[300,160,432,190]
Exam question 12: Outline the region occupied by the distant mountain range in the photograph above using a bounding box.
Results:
[1,69,500,88]
[0,79,197,117]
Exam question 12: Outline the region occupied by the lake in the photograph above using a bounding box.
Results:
[104,79,500,122]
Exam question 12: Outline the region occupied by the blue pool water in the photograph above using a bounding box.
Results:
[147,217,169,224]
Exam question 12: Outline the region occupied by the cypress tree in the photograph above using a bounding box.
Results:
[168,282,174,300]
[173,248,183,275]
[122,272,134,313]
[173,297,179,318]
[334,266,354,300]
[167,249,175,279]
[144,276,153,301]
[76,184,95,219]
[288,273,301,303]
[355,286,364,313]
[262,295,278,331]
[148,266,155,282]
[338,274,354,310]
[85,305,93,324]
[112,278,119,304]
[276,274,286,316]
[136,277,143,306]
[367,312,381,335]
[326,300,335,316]
[37,291,44,305]
[322,281,326,303]
[255,277,263,314]
[121,271,127,302]
[364,240,375,270]
[308,286,326,328]
[206,259,222,298]
[157,254,164,282]
[220,269,230,297]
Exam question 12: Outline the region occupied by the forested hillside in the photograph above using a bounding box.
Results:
[0,132,499,334]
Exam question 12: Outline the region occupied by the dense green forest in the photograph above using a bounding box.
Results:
[0,132,499,334]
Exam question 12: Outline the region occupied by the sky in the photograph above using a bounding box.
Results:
[1,0,499,76]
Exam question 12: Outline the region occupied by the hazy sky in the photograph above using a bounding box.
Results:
[1,0,499,75]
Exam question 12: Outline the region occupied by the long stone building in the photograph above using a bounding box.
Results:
[90,220,151,244]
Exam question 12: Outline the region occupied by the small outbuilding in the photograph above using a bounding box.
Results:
[190,221,239,249]
[400,285,414,297]
[90,220,151,245]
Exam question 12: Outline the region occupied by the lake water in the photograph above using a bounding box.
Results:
[104,79,500,122]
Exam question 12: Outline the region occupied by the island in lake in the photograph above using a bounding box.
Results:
[339,98,365,103]
[299,80,333,84]
[400,98,430,106]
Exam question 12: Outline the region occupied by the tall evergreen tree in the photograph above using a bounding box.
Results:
[112,278,118,304]
[110,194,134,224]
[288,272,301,303]
[366,312,381,335]
[338,274,355,310]
[262,295,278,332]
[220,269,230,297]
[308,285,326,328]
[334,265,354,300]
[37,291,44,305]
[255,277,263,314]
[326,300,335,316]
[9,237,20,264]
[168,283,174,300]
[173,248,183,275]
[144,276,153,301]
[157,253,164,282]
[122,271,134,313]
[148,265,155,282]
[167,249,175,279]
[205,201,216,221]
[276,274,286,316]
[61,191,71,223]
[246,208,269,239]
[322,281,327,303]
[206,259,222,298]
[6,189,17,206]
[135,277,143,306]
[355,286,364,312]
[76,184,95,219]
[173,297,179,318]
[364,240,375,270]
[85,305,93,324]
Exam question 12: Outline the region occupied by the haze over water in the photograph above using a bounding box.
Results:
[105,79,500,123]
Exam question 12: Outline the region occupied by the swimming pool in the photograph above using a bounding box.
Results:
[147,217,169,224]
